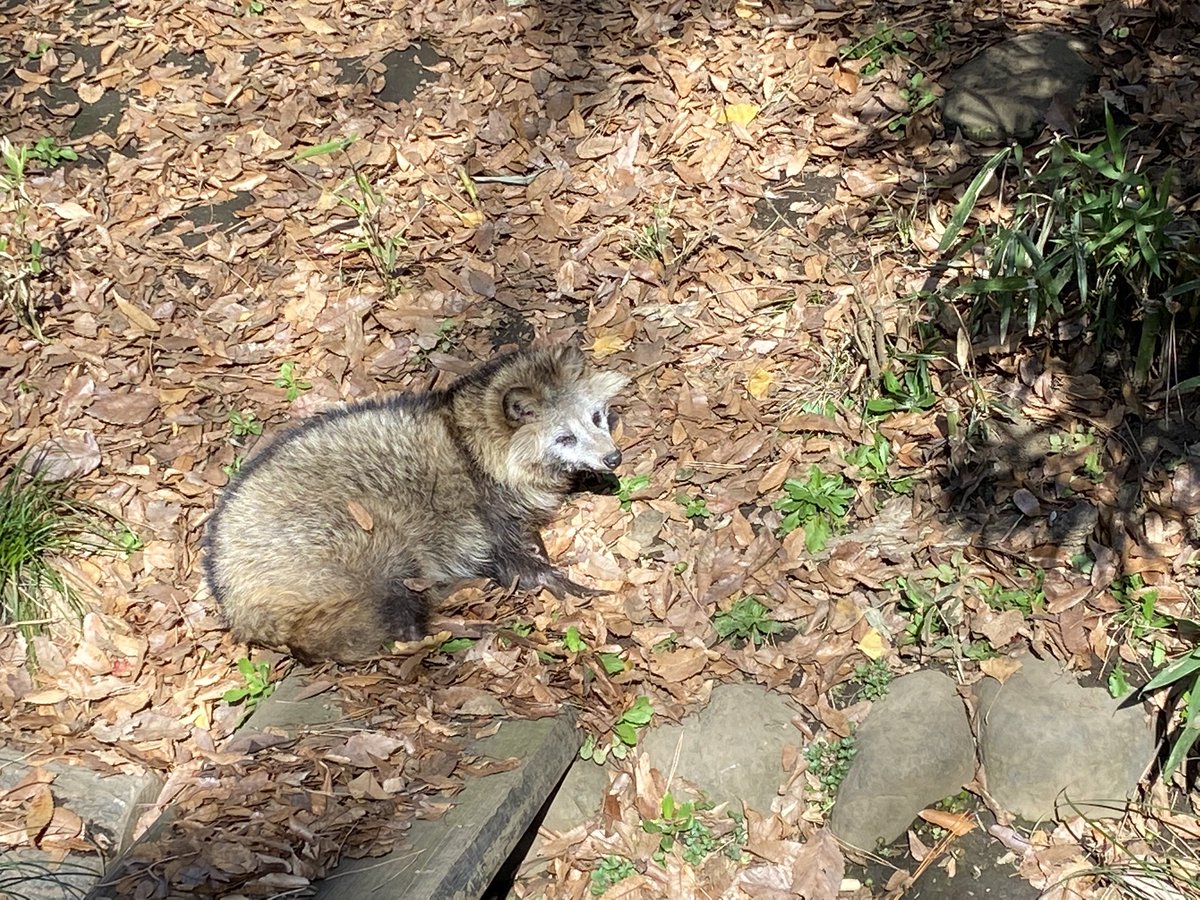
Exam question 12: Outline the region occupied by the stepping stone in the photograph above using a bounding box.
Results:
[943,32,1095,142]
[975,655,1155,821]
[0,748,161,900]
[831,670,976,851]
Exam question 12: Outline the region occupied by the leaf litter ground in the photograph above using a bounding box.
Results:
[2,0,1200,896]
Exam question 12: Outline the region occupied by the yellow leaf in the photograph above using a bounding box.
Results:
[459,209,484,227]
[591,334,628,359]
[746,367,774,399]
[719,103,760,127]
[856,628,887,660]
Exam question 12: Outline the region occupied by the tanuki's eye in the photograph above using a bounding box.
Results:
[556,434,577,447]
[592,410,602,427]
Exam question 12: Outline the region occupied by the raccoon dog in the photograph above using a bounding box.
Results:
[203,345,628,662]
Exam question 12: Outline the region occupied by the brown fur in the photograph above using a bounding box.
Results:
[204,346,627,662]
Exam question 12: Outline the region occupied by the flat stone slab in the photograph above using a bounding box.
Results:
[975,655,1155,821]
[0,748,161,900]
[314,712,579,900]
[88,671,577,899]
[831,670,976,851]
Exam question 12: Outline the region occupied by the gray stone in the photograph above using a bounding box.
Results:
[831,670,975,851]
[314,712,579,900]
[640,682,803,813]
[975,656,1155,821]
[0,749,162,900]
[539,756,611,834]
[943,32,1095,142]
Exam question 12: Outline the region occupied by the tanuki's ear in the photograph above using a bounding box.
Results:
[589,370,630,402]
[554,345,587,379]
[503,387,541,426]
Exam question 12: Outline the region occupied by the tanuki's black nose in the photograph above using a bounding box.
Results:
[603,450,622,470]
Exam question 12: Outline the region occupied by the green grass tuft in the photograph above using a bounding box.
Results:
[0,456,125,656]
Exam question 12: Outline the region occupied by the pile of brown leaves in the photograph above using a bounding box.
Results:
[3,0,1200,894]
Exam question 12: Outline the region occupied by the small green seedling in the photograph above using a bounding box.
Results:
[580,695,653,764]
[29,137,77,168]
[222,456,244,478]
[116,527,143,555]
[975,568,1044,614]
[1047,427,1096,454]
[839,21,916,75]
[846,433,913,493]
[272,362,312,402]
[1083,448,1105,483]
[562,626,587,653]
[1107,664,1131,698]
[866,365,936,416]
[597,651,626,675]
[851,658,892,700]
[628,202,673,263]
[774,466,855,552]
[805,735,857,810]
[223,657,275,723]
[590,855,636,896]
[642,793,718,865]
[713,596,783,646]
[679,494,712,520]
[617,473,651,511]
[888,73,938,134]
[439,637,475,654]
[0,138,29,193]
[1112,574,1169,640]
[227,409,263,440]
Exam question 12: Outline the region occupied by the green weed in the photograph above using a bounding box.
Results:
[713,596,784,646]
[222,657,275,725]
[805,735,857,811]
[839,22,916,75]
[627,201,674,264]
[642,793,718,865]
[893,562,964,651]
[975,568,1045,614]
[227,409,263,441]
[29,137,77,168]
[774,466,855,552]
[272,362,312,402]
[867,363,936,416]
[846,433,913,493]
[1112,573,1169,641]
[1,138,47,342]
[580,695,653,764]
[617,473,651,512]
[1047,427,1096,454]
[888,72,937,134]
[679,494,712,520]
[562,625,587,653]
[439,637,475,653]
[590,856,636,896]
[851,658,893,700]
[1141,641,1200,777]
